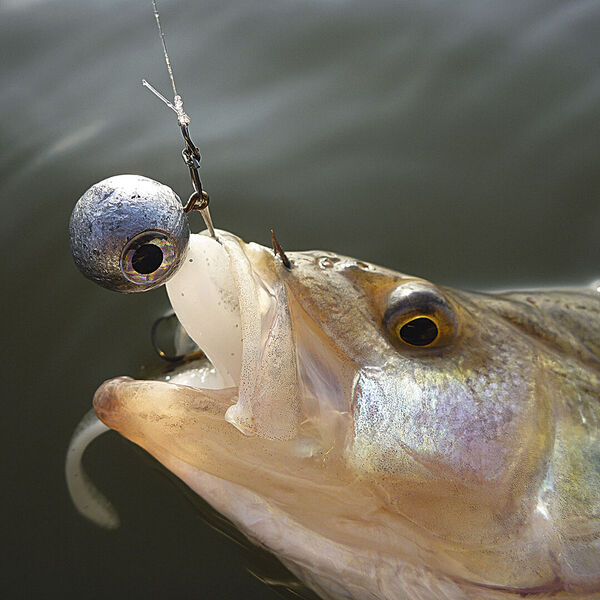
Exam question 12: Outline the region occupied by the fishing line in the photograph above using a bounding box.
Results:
[152,0,178,101]
[144,0,215,236]
[145,0,292,265]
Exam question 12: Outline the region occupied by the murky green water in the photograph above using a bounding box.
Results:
[3,0,599,597]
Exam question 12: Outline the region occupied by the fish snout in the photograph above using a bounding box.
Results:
[93,376,134,430]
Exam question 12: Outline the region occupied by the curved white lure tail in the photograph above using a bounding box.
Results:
[65,409,119,529]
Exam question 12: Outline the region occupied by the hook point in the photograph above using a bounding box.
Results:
[270,229,292,269]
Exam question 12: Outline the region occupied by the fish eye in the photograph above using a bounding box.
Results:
[383,281,458,349]
[397,316,439,346]
[69,174,190,293]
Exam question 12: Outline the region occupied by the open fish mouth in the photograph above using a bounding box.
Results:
[94,230,303,441]
[69,230,352,536]
[68,230,304,531]
[81,234,364,575]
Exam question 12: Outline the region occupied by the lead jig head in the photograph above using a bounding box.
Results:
[69,174,190,293]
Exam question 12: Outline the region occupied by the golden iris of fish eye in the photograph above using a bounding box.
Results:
[121,232,177,285]
[395,314,441,348]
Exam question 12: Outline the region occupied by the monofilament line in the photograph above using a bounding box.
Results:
[153,0,177,98]
[146,0,190,126]
[143,0,216,238]
[142,79,178,113]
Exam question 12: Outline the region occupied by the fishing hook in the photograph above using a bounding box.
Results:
[180,124,215,226]
[271,229,292,269]
[151,312,205,363]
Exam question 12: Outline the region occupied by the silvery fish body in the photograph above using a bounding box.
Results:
[93,231,600,599]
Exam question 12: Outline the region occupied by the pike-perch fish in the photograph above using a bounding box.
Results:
[88,230,600,599]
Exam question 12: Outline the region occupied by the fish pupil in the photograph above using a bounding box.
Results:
[399,317,438,346]
[132,243,163,274]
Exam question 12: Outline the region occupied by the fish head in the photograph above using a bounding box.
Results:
[285,248,554,528]
[93,231,599,596]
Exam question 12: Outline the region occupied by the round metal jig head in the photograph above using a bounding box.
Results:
[69,174,190,293]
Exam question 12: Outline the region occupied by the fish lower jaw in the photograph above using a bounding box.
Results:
[158,360,324,457]
[161,451,507,600]
[157,453,389,600]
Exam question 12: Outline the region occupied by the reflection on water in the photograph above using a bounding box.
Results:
[3,0,599,597]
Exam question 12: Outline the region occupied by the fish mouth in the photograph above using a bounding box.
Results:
[93,230,307,446]
[89,231,404,596]
[91,231,358,516]
[90,232,359,541]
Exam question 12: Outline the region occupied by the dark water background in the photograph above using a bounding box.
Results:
[2,0,599,597]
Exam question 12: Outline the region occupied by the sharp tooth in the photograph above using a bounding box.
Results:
[166,234,242,387]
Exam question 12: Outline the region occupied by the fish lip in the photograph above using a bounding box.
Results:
[93,376,132,429]
[92,373,236,433]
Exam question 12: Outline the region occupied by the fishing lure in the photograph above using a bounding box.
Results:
[66,0,289,525]
[70,1,222,295]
